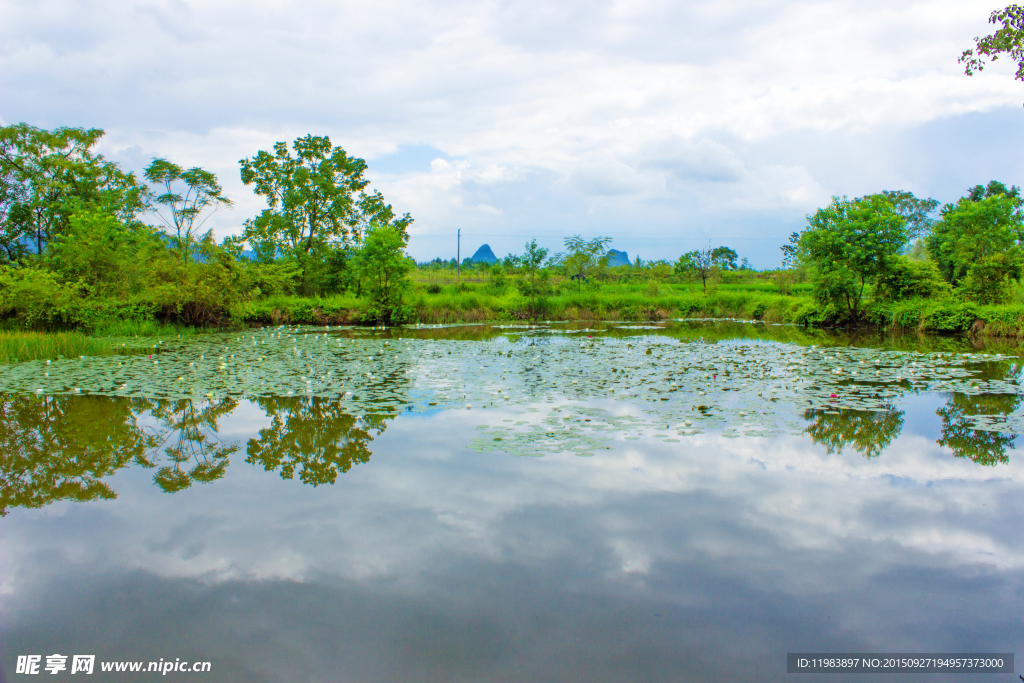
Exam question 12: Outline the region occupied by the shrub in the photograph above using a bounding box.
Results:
[0,266,79,328]
[875,257,950,301]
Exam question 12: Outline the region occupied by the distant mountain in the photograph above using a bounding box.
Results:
[469,244,498,263]
[607,249,630,267]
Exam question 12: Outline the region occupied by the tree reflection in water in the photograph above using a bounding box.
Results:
[803,358,1021,465]
[0,393,391,515]
[803,407,905,459]
[937,393,1019,466]
[148,398,240,492]
[0,394,157,516]
[245,396,392,486]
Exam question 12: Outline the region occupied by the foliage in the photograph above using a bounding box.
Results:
[149,237,253,326]
[927,190,1024,303]
[780,231,801,268]
[144,159,233,263]
[0,124,147,260]
[803,407,904,459]
[45,209,163,297]
[517,239,550,316]
[799,195,908,316]
[244,260,302,298]
[148,398,238,492]
[353,225,413,324]
[711,246,738,270]
[240,135,412,292]
[873,256,949,302]
[0,265,80,328]
[937,392,1018,465]
[557,235,612,292]
[675,244,716,293]
[880,190,939,241]
[960,4,1024,102]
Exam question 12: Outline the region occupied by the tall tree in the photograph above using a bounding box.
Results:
[711,246,738,270]
[675,243,716,293]
[879,190,940,241]
[519,239,549,316]
[353,224,414,324]
[246,397,390,486]
[240,135,411,289]
[927,186,1024,302]
[960,4,1024,103]
[558,235,612,293]
[799,195,908,317]
[144,159,233,264]
[0,124,146,260]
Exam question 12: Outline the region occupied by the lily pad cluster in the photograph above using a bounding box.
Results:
[0,326,1020,452]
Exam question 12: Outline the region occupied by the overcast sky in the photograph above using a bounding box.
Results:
[3,0,1024,267]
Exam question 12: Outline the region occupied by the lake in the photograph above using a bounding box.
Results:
[1,321,1021,681]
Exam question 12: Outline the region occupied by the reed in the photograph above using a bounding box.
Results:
[0,331,107,363]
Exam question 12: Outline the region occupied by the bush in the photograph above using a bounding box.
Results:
[0,266,79,328]
[920,302,979,332]
[874,257,949,301]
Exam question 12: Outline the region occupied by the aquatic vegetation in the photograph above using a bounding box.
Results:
[1,324,1021,458]
[0,331,107,363]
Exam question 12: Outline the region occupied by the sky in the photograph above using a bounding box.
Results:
[3,0,1024,268]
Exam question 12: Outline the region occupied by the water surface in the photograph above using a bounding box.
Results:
[1,322,1021,681]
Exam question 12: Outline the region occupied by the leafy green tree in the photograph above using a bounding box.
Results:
[649,260,673,281]
[45,209,163,297]
[927,186,1024,302]
[937,391,1019,466]
[880,190,939,241]
[711,246,738,270]
[144,159,233,263]
[0,163,26,263]
[518,239,549,316]
[873,256,949,301]
[0,124,146,259]
[353,225,413,324]
[558,235,612,292]
[675,244,715,292]
[960,4,1024,102]
[239,135,411,292]
[780,231,801,268]
[799,195,908,317]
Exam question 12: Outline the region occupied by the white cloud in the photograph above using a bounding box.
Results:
[2,0,1022,265]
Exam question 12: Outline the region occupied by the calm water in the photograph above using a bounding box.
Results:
[1,322,1022,682]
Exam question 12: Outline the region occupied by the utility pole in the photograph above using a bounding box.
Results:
[457,228,461,279]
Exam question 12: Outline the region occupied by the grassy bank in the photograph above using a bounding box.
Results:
[6,280,1024,346]
[0,331,107,363]
[232,281,1024,341]
[233,282,806,326]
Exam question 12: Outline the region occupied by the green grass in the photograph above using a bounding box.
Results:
[238,281,811,326]
[87,319,203,338]
[0,331,107,363]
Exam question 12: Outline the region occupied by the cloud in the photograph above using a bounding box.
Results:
[2,0,1022,266]
[639,137,746,183]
